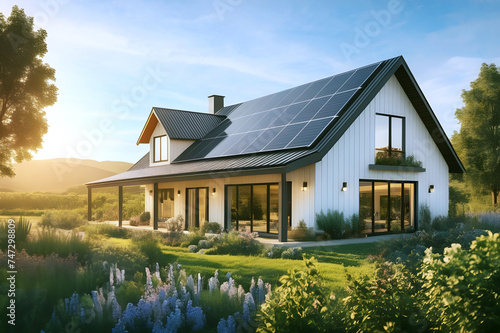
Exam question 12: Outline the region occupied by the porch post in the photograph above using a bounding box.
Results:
[153,182,159,230]
[87,187,92,221]
[118,186,123,228]
[279,172,288,242]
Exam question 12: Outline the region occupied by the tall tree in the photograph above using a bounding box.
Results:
[452,63,500,205]
[0,6,57,177]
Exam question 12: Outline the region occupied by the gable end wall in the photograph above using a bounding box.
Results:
[314,75,449,225]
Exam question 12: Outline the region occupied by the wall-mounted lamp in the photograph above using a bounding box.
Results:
[212,188,216,196]
[149,190,153,195]
[177,190,181,197]
[341,182,348,192]
[302,181,308,191]
[429,185,434,193]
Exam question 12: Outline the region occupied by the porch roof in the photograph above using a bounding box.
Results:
[86,149,313,188]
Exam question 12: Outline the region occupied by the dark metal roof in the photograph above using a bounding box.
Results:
[87,150,313,187]
[88,55,464,187]
[153,107,226,140]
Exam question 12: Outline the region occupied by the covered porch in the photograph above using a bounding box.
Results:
[86,167,292,242]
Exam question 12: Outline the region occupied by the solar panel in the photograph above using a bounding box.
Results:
[174,60,382,161]
[263,123,307,151]
[290,96,331,124]
[312,90,356,120]
[287,117,334,148]
[242,126,284,154]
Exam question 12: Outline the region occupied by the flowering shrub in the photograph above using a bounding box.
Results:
[201,221,222,234]
[165,215,184,232]
[280,247,303,260]
[42,263,271,333]
[41,209,87,229]
[420,231,500,332]
[207,230,264,256]
[257,257,333,332]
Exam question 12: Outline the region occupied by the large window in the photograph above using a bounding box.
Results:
[359,180,415,234]
[154,135,168,162]
[226,183,290,234]
[375,114,404,160]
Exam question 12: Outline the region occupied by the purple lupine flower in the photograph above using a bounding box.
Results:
[186,299,205,331]
[225,272,231,279]
[244,292,256,311]
[217,318,227,333]
[121,269,125,283]
[164,305,182,332]
[80,307,86,323]
[91,290,103,319]
[111,321,127,333]
[69,293,79,316]
[250,278,257,303]
[121,303,139,329]
[137,298,153,322]
[242,302,250,326]
[257,278,265,306]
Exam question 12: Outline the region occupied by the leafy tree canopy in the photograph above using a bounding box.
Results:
[452,63,500,205]
[0,6,57,177]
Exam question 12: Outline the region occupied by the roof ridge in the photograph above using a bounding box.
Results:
[153,107,226,118]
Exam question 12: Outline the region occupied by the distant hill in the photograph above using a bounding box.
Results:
[0,158,133,192]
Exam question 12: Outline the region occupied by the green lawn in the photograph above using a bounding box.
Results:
[105,236,377,295]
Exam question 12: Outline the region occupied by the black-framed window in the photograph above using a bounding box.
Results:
[185,187,208,229]
[225,182,291,235]
[359,180,416,234]
[375,114,405,160]
[153,135,168,162]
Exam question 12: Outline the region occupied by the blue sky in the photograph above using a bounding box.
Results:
[2,0,500,163]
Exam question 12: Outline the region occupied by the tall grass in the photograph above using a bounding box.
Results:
[23,227,92,263]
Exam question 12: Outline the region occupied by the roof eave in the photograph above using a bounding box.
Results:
[136,108,159,145]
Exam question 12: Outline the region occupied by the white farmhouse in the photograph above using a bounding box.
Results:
[87,56,464,241]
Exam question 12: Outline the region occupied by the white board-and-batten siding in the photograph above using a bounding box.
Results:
[314,75,449,223]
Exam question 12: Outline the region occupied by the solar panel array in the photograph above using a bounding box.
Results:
[176,61,382,161]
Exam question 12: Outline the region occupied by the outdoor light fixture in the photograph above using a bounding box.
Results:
[341,182,348,192]
[302,181,308,191]
[212,188,216,196]
[177,190,181,197]
[429,185,434,193]
[149,190,152,194]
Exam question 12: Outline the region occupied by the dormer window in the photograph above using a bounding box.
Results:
[154,135,168,162]
[375,113,405,160]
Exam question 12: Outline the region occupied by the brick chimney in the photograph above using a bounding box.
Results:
[208,95,224,114]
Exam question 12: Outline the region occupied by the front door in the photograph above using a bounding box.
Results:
[185,187,208,229]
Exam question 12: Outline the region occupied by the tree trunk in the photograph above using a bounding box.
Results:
[493,190,499,206]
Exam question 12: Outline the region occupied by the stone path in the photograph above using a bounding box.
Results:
[256,233,410,248]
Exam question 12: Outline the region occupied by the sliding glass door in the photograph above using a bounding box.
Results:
[186,187,208,229]
[359,180,416,234]
[226,183,288,234]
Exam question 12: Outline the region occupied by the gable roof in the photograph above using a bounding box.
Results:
[88,56,464,188]
[136,107,226,144]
